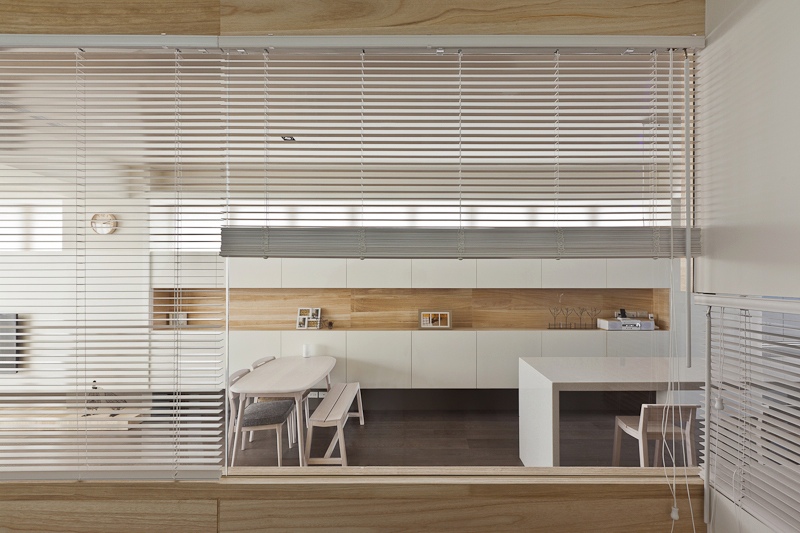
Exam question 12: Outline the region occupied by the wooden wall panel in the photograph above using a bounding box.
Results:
[351,289,474,329]
[173,287,670,330]
[220,0,705,36]
[229,288,352,329]
[0,500,217,533]
[0,1,220,35]
[0,472,705,533]
[218,481,704,532]
[0,0,705,37]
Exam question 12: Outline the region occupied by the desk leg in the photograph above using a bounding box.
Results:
[551,389,560,467]
[231,395,246,467]
[294,394,306,467]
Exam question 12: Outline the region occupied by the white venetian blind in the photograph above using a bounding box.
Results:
[702,296,800,532]
[221,48,699,259]
[0,51,225,480]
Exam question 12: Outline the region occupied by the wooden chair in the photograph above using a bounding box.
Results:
[228,368,296,466]
[612,404,700,467]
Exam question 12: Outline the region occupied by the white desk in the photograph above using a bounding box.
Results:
[230,355,336,467]
[519,356,705,467]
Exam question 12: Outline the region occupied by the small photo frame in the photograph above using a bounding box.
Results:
[297,308,322,329]
[420,311,451,329]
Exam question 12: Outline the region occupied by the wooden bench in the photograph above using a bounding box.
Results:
[304,382,364,466]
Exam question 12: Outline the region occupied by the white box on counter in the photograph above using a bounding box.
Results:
[597,318,655,331]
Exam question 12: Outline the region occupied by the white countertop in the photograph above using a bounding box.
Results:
[519,356,705,391]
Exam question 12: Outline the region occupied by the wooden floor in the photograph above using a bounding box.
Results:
[230,409,681,468]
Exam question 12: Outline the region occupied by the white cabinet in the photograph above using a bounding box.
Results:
[281,330,347,387]
[411,330,476,388]
[229,258,281,288]
[228,330,282,372]
[477,331,541,388]
[606,258,671,288]
[411,259,477,288]
[151,252,224,288]
[281,258,347,288]
[346,331,412,388]
[476,259,542,288]
[541,259,607,288]
[347,259,412,288]
[541,330,607,357]
[606,330,670,358]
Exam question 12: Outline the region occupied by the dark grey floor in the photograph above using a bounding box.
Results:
[229,409,673,468]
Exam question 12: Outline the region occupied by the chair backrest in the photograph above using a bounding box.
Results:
[250,355,276,370]
[228,368,251,421]
[638,404,700,434]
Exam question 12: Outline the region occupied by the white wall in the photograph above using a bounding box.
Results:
[697,0,800,298]
[700,2,797,532]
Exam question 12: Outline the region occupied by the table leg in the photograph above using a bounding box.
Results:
[294,394,306,466]
[325,374,331,391]
[231,395,246,466]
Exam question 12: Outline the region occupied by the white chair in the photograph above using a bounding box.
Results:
[227,368,251,452]
[250,356,275,370]
[252,355,313,428]
[612,404,700,467]
[228,368,296,467]
[247,355,301,443]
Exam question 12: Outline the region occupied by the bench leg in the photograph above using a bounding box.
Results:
[324,430,340,459]
[356,387,365,426]
[612,420,622,467]
[337,423,347,466]
[304,425,314,465]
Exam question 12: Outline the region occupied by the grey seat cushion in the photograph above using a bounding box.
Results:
[242,399,294,428]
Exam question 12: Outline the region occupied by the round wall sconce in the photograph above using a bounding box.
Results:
[90,213,118,235]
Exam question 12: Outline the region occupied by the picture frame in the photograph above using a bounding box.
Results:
[297,307,322,329]
[419,310,451,329]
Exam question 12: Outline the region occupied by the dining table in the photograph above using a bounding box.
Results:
[230,355,336,467]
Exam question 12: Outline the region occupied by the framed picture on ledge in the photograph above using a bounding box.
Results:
[419,311,451,329]
[297,308,322,329]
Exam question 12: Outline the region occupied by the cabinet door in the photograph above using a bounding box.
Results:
[280,330,347,387]
[541,259,607,288]
[541,330,607,357]
[346,331,412,388]
[606,331,660,357]
[477,331,542,388]
[228,331,282,372]
[281,258,347,288]
[411,259,477,288]
[412,330,476,388]
[229,258,281,288]
[476,259,542,288]
[347,259,412,288]
[606,258,671,288]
